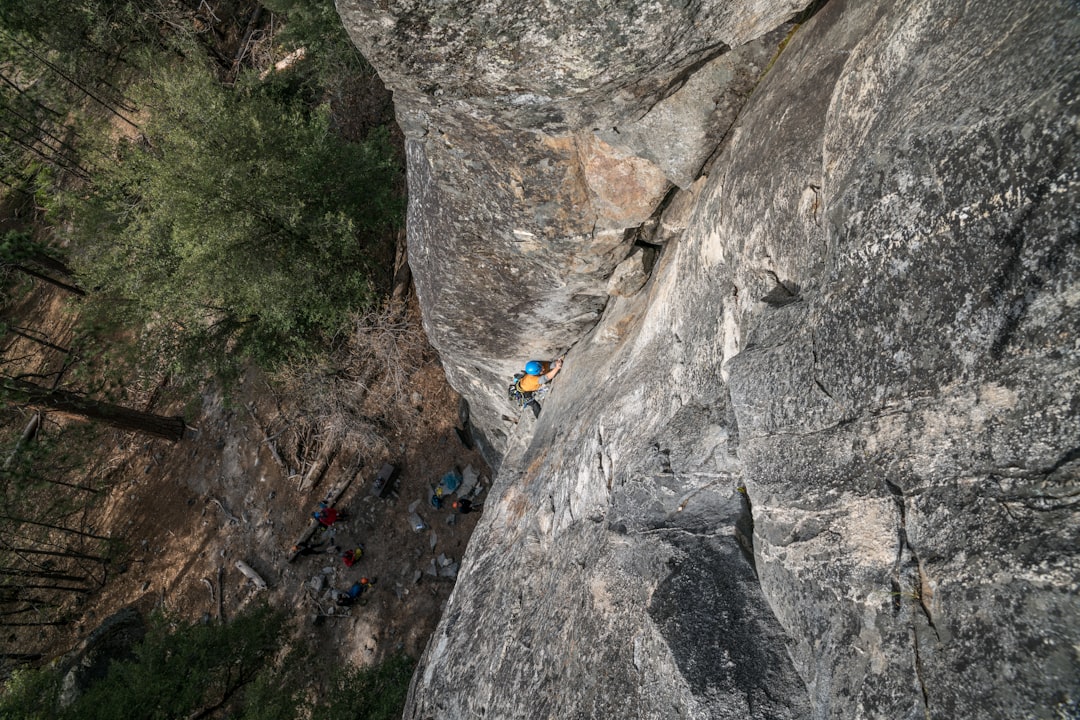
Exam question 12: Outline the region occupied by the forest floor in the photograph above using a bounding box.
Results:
[0,0,491,679]
[4,279,490,673]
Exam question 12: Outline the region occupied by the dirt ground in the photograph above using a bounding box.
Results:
[1,277,490,673]
[97,366,488,666]
[0,0,483,677]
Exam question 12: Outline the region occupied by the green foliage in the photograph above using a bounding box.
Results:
[0,605,416,720]
[0,665,60,720]
[0,231,35,265]
[311,653,416,720]
[0,230,66,270]
[0,35,76,190]
[64,47,403,374]
[3,426,86,491]
[69,605,283,720]
[2,0,404,384]
[0,0,147,58]
[235,667,304,720]
[258,0,370,83]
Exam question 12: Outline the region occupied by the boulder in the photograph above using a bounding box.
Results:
[606,246,656,297]
[595,24,793,189]
[655,176,709,244]
[57,607,145,708]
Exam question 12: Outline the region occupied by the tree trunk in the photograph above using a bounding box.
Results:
[39,476,99,493]
[0,126,89,179]
[0,30,138,129]
[3,411,40,470]
[0,603,56,617]
[0,568,85,582]
[8,327,69,354]
[0,582,88,594]
[8,263,86,295]
[0,545,104,563]
[17,250,79,280]
[0,102,83,165]
[0,515,109,541]
[0,72,64,119]
[6,378,185,441]
[1,229,81,280]
[0,593,62,607]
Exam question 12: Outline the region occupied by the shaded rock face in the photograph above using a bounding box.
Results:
[338,0,1079,717]
[338,0,802,131]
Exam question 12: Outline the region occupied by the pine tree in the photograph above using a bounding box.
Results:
[64,49,403,372]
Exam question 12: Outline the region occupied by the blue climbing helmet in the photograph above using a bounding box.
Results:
[524,360,543,375]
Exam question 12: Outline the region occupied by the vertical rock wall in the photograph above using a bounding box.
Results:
[707,0,1079,716]
[337,0,1080,716]
[338,0,802,462]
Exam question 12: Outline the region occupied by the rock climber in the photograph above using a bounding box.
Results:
[518,358,563,394]
[509,358,564,416]
[451,498,480,514]
[292,538,326,556]
[336,577,374,606]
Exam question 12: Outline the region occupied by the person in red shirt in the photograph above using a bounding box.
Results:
[313,501,347,526]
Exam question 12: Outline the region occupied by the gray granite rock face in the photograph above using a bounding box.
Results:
[338,0,807,462]
[718,1,1080,715]
[338,0,803,132]
[338,0,1079,717]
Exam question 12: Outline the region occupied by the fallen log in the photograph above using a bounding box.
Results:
[285,470,358,563]
[234,560,267,590]
[3,411,40,470]
[298,445,338,493]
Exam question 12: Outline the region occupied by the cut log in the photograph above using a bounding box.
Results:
[234,560,267,590]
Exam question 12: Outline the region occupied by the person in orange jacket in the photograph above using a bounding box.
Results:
[516,358,563,393]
